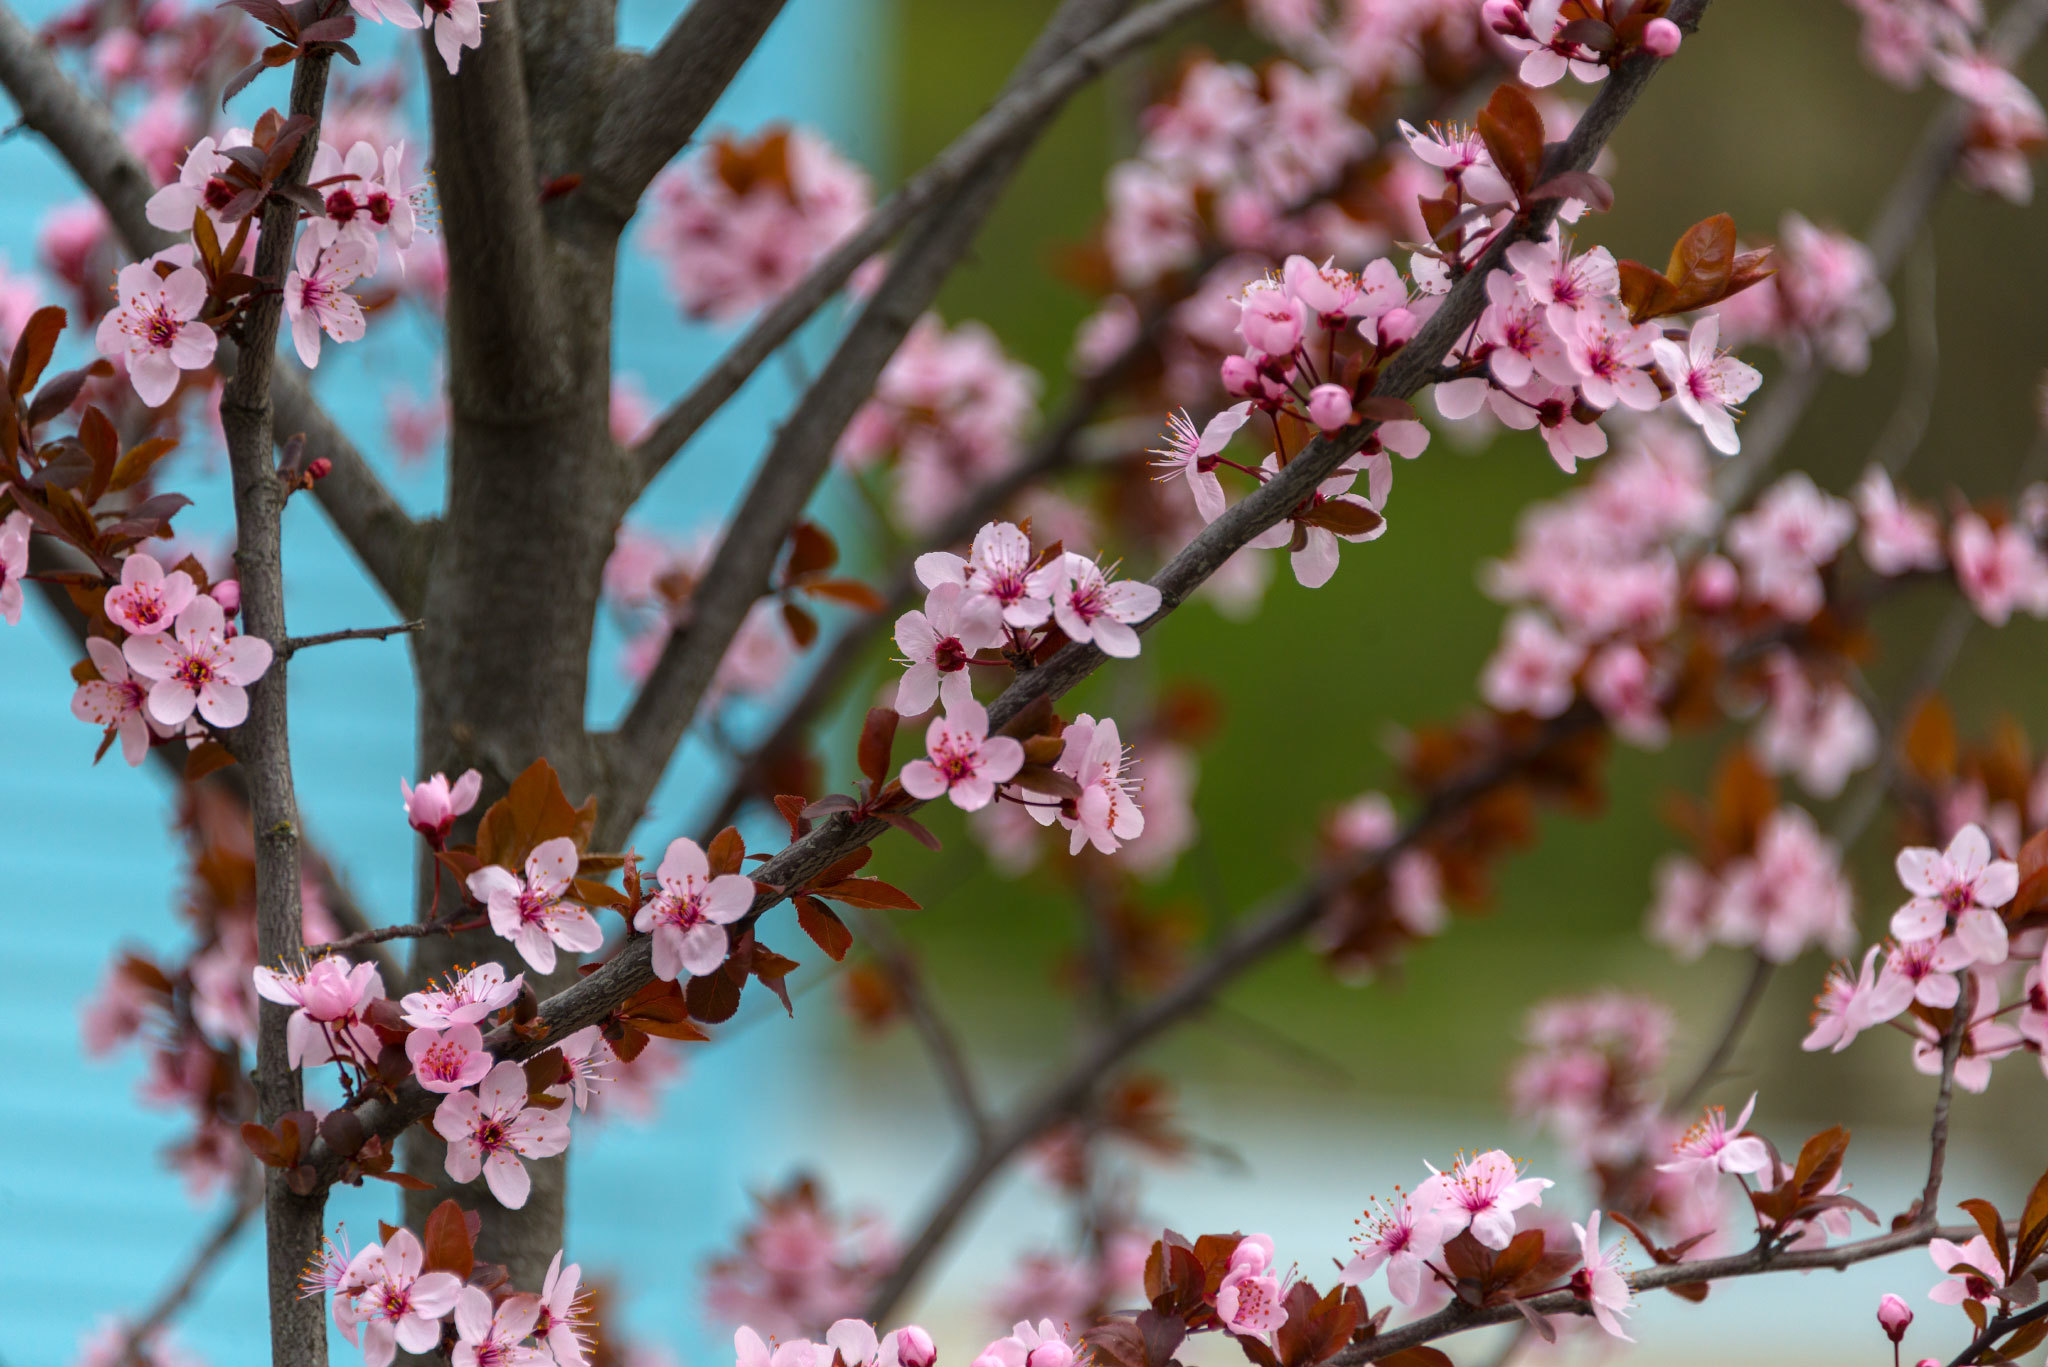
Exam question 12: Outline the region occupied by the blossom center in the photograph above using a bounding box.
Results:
[933,635,969,673]
[143,307,181,350]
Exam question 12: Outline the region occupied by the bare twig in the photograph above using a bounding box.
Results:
[1920,971,1974,1221]
[849,908,992,1144]
[280,620,424,657]
[305,913,486,957]
[1672,954,1774,1113]
[1946,1297,2048,1366]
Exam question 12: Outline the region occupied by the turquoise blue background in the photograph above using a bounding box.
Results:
[0,2,885,1362]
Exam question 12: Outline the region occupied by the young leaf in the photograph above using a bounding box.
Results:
[1476,84,1545,200]
[795,895,853,961]
[421,1198,476,1280]
[857,708,899,788]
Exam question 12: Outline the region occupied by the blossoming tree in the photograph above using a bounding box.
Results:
[4,0,2048,1363]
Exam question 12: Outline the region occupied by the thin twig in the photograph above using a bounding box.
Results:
[1945,1297,2048,1366]
[849,908,993,1144]
[1672,954,1774,1113]
[116,1186,259,1367]
[304,914,487,957]
[1919,971,1974,1221]
[280,619,424,657]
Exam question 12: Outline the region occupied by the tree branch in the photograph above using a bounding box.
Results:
[0,0,432,616]
[581,0,793,224]
[626,0,1223,495]
[281,619,424,657]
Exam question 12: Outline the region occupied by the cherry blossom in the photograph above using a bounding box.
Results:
[1215,1234,1287,1345]
[1725,472,1856,620]
[121,595,273,730]
[1558,296,1662,412]
[1928,1232,2011,1309]
[1032,713,1145,856]
[894,581,1003,715]
[634,835,756,981]
[347,0,425,30]
[900,698,1024,812]
[104,552,197,636]
[143,134,246,233]
[1950,511,2048,626]
[1505,234,1620,317]
[1659,1094,1771,1183]
[402,768,482,845]
[915,521,1053,629]
[467,836,603,974]
[1652,314,1762,453]
[1711,807,1857,963]
[1032,552,1161,657]
[285,234,372,368]
[974,1319,1079,1367]
[452,1287,545,1367]
[736,1328,831,1367]
[827,1320,938,1367]
[534,1251,593,1367]
[425,0,491,74]
[251,954,382,1068]
[1908,971,2023,1092]
[0,510,25,626]
[1803,947,1886,1053]
[548,1025,612,1111]
[1890,823,2017,965]
[1415,1149,1552,1250]
[399,961,524,1029]
[1480,610,1582,719]
[1151,404,1253,522]
[405,1022,492,1093]
[433,1059,573,1208]
[1340,1194,1447,1306]
[1877,1291,1914,1342]
[95,259,217,407]
[1854,466,1945,574]
[1398,120,1512,205]
[71,635,163,765]
[1571,1211,1634,1341]
[337,1229,463,1367]
[1752,656,1877,799]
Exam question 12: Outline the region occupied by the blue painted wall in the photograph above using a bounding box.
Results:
[0,2,885,1361]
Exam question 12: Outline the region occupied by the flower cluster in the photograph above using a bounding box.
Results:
[602,528,798,698]
[1484,1,1689,86]
[1649,804,1857,965]
[704,1178,900,1340]
[645,125,871,322]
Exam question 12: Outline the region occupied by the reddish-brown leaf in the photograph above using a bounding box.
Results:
[421,1199,476,1280]
[774,793,812,841]
[106,436,179,496]
[475,758,584,870]
[857,708,899,787]
[1617,259,1680,323]
[813,876,921,911]
[706,825,747,876]
[804,577,887,611]
[9,305,64,397]
[782,600,819,648]
[1666,214,1738,312]
[1475,83,1544,198]
[786,521,838,579]
[795,895,853,961]
[1902,693,1957,784]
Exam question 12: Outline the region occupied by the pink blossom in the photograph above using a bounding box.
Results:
[467,836,603,974]
[1397,120,1512,204]
[1711,807,1856,963]
[1909,971,2024,1092]
[1890,823,2017,965]
[1488,379,1610,473]
[1242,449,1390,588]
[400,961,524,1029]
[974,1319,1079,1367]
[1752,655,1877,799]
[452,1287,545,1367]
[1934,52,2048,203]
[425,0,490,73]
[548,1025,612,1111]
[1307,383,1352,432]
[1877,1291,1914,1342]
[1658,1094,1772,1182]
[1928,1232,2011,1308]
[534,1251,593,1367]
[252,954,382,1068]
[1854,466,1945,574]
[1143,58,1261,183]
[1558,296,1662,412]
[1215,1234,1287,1345]
[1725,472,1856,620]
[1476,268,1576,391]
[1104,163,1199,287]
[736,1329,830,1367]
[894,581,1003,715]
[1031,552,1161,657]
[1283,255,1408,329]
[339,1229,463,1367]
[1647,854,1720,961]
[121,594,272,729]
[71,635,163,765]
[634,835,755,981]
[347,0,425,30]
[1585,642,1666,747]
[1652,314,1761,453]
[1571,1211,1634,1341]
[1415,1149,1552,1249]
[285,234,372,368]
[912,523,1052,632]
[143,133,247,233]
[402,768,482,845]
[0,510,26,626]
[900,698,1024,812]
[104,551,197,635]
[1340,1194,1448,1305]
[1490,0,1612,86]
[1504,234,1619,318]
[1480,610,1582,718]
[1951,512,2048,626]
[1150,404,1253,523]
[1237,278,1307,357]
[433,1059,572,1208]
[95,259,216,406]
[1643,16,1683,56]
[405,1022,492,1093]
[1030,713,1145,856]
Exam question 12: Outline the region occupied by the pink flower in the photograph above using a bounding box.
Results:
[1031,552,1161,657]
[252,954,383,1068]
[347,0,424,30]
[406,1023,492,1093]
[974,1319,1078,1367]
[534,1251,594,1367]
[827,1320,941,1367]
[433,1059,572,1208]
[1477,268,1576,390]
[121,595,273,730]
[340,1229,463,1367]
[1711,807,1857,962]
[1415,1149,1552,1249]
[285,234,372,368]
[1151,404,1253,523]
[467,836,604,974]
[97,259,218,409]
[1908,971,2024,1092]
[1874,935,1970,1015]
[1340,1194,1448,1306]
[144,134,245,234]
[549,1025,613,1111]
[1215,1234,1287,1345]
[1585,642,1666,747]
[425,0,491,73]
[900,698,1024,811]
[1951,512,2048,626]
[402,768,482,845]
[1480,610,1582,718]
[0,510,26,625]
[1647,854,1720,961]
[1726,472,1856,620]
[1397,121,1512,204]
[452,1287,545,1367]
[1237,278,1306,357]
[1890,823,2017,965]
[1652,315,1761,453]
[1505,234,1619,317]
[104,552,197,635]
[400,961,524,1029]
[1570,1211,1634,1341]
[1643,16,1682,55]
[71,635,162,765]
[915,520,1053,629]
[1928,1233,2010,1309]
[894,582,1003,715]
[1752,655,1877,799]
[1854,466,1944,575]
[633,836,756,981]
[1877,1292,1914,1342]
[1558,296,1662,412]
[1658,1093,1772,1182]
[1032,713,1145,856]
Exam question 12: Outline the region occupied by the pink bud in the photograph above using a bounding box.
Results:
[210,578,241,615]
[1691,554,1740,610]
[1220,354,1262,398]
[1642,17,1682,56]
[306,456,333,481]
[1307,384,1354,432]
[1481,0,1522,33]
[892,1327,937,1367]
[1877,1294,1913,1342]
[1375,306,1419,347]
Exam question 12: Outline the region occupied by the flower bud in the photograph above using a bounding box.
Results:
[306,456,333,482]
[1691,554,1740,610]
[1307,384,1354,432]
[1375,306,1419,348]
[892,1326,937,1367]
[1642,17,1682,56]
[1481,0,1522,34]
[1220,353,1262,398]
[210,578,241,615]
[1877,1294,1913,1343]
